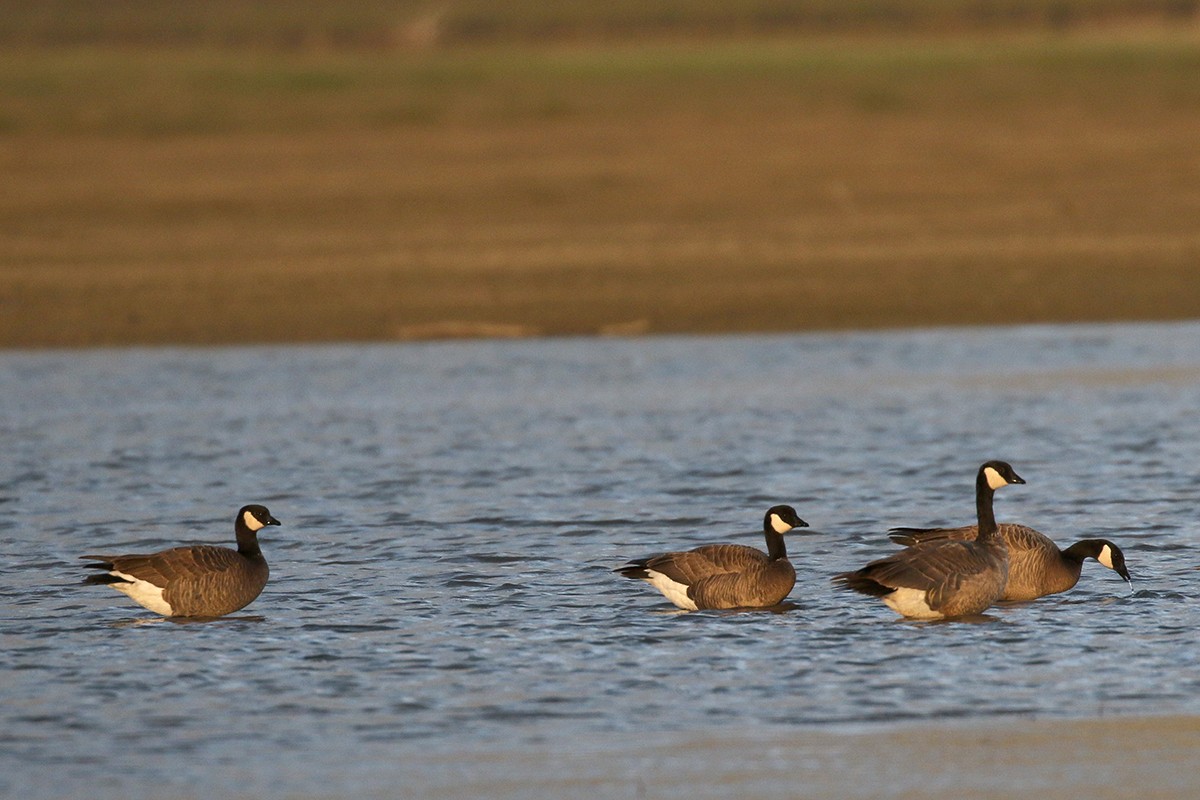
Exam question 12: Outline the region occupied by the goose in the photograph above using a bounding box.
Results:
[833,461,1024,620]
[888,524,1130,601]
[614,505,808,610]
[81,504,279,618]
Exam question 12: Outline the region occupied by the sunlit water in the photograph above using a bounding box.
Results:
[2,323,1199,798]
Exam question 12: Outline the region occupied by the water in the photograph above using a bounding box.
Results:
[2,323,1199,798]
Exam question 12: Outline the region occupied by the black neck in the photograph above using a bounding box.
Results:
[1062,540,1103,564]
[235,523,263,558]
[975,469,1000,541]
[763,521,788,561]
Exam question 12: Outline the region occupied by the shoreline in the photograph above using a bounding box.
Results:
[411,713,1200,799]
[4,254,1199,349]
[3,317,1199,355]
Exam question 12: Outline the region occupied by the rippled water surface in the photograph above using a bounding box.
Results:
[2,324,1199,797]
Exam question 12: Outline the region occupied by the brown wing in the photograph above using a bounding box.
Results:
[163,554,267,616]
[862,541,991,586]
[842,540,1004,612]
[889,523,1052,552]
[643,543,769,586]
[83,545,266,616]
[996,524,1058,555]
[689,561,796,609]
[887,525,976,547]
[88,546,244,587]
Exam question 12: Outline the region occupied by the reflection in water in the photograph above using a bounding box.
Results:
[102,614,268,628]
[109,616,167,628]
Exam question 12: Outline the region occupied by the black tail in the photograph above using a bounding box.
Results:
[832,571,893,598]
[83,573,129,586]
[613,559,651,580]
[80,557,124,586]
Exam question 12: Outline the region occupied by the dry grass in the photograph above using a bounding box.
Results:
[3,0,1198,47]
[2,28,1200,346]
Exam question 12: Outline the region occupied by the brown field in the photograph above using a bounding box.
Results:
[3,22,1200,347]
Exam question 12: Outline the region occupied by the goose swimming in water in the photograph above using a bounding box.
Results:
[614,505,809,610]
[834,461,1024,620]
[81,504,279,618]
[888,523,1130,601]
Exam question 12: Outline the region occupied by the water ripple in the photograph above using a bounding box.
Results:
[2,324,1200,797]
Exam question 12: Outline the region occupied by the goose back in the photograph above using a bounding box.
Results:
[889,523,1130,601]
[837,538,1009,619]
[679,544,795,609]
[833,460,1022,619]
[83,546,268,617]
[81,503,278,618]
[614,505,806,610]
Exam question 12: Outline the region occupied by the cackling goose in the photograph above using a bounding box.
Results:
[81,504,280,618]
[833,461,1024,620]
[889,523,1131,600]
[614,505,808,610]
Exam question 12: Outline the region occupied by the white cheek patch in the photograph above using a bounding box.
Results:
[1097,544,1114,570]
[243,510,265,531]
[770,513,793,534]
[984,467,1008,490]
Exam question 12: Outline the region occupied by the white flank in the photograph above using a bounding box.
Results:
[1097,544,1114,570]
[882,587,944,620]
[243,510,266,531]
[644,570,698,611]
[110,572,174,616]
[983,466,1008,490]
[769,513,793,534]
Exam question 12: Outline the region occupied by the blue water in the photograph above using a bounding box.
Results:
[2,323,1198,798]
